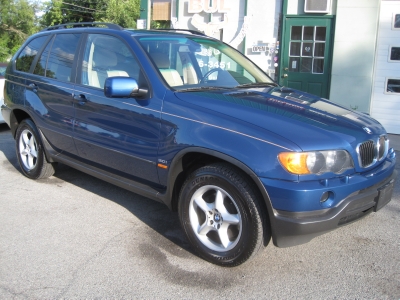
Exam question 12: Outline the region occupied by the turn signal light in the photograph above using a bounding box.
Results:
[278,152,310,175]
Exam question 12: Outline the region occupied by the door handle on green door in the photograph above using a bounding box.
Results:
[283,74,288,78]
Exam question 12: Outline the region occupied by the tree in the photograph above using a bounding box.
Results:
[0,0,40,61]
[40,0,140,28]
[102,0,140,29]
[41,0,108,26]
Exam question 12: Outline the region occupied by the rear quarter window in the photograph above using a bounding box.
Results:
[16,36,49,73]
[0,64,6,78]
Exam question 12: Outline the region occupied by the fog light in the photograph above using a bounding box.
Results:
[320,191,331,203]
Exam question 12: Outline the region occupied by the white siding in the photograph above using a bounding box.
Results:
[371,0,400,134]
[329,0,380,112]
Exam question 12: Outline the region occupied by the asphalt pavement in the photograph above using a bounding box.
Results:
[0,123,399,299]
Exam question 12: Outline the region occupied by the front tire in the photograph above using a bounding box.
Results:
[178,163,268,266]
[15,119,55,179]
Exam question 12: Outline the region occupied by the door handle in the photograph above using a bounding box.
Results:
[73,93,87,105]
[282,74,288,78]
[28,83,38,92]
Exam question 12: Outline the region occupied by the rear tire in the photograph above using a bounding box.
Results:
[178,163,268,267]
[15,119,55,179]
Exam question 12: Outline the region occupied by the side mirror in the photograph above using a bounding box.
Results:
[104,77,148,98]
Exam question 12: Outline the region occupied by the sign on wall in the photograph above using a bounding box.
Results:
[188,0,231,13]
[184,0,250,48]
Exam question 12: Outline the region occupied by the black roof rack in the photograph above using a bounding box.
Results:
[152,28,205,36]
[42,22,123,31]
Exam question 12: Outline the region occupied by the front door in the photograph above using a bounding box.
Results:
[280,17,333,98]
[73,33,161,186]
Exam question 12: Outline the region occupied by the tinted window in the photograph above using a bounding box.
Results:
[0,64,6,78]
[45,33,81,82]
[34,36,54,77]
[16,36,49,73]
[82,34,142,88]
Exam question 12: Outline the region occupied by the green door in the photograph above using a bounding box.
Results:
[280,17,333,98]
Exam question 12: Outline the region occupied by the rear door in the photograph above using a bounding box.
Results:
[7,35,49,111]
[73,33,162,185]
[26,33,82,155]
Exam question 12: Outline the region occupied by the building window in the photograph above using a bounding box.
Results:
[288,26,326,74]
[386,78,400,94]
[393,14,400,29]
[389,47,400,61]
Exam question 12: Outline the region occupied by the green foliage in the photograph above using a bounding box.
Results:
[102,0,140,28]
[151,20,171,29]
[0,0,142,61]
[0,0,40,61]
[41,0,140,28]
[40,0,108,26]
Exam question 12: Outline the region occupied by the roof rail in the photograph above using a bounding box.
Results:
[153,28,205,36]
[41,22,123,31]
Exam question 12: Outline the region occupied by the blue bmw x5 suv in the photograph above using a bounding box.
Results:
[1,23,396,266]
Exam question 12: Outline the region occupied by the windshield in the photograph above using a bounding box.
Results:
[136,36,275,90]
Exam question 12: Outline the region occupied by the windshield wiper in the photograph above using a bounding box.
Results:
[177,86,234,92]
[236,82,278,88]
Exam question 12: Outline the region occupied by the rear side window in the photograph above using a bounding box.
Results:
[16,36,49,73]
[34,33,81,82]
[34,37,53,76]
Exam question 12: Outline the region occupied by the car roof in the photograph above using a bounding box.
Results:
[40,22,206,37]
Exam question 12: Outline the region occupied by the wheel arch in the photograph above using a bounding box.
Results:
[165,147,274,221]
[9,108,32,138]
[9,108,55,164]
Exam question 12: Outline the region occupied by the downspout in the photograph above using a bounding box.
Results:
[242,0,248,54]
[368,0,382,115]
[277,0,288,84]
[176,0,180,25]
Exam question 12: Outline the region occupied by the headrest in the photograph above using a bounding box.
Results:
[151,52,170,69]
[93,48,117,68]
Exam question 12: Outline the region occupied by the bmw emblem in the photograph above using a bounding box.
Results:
[363,127,372,134]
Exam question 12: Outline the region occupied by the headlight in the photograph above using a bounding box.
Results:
[278,150,354,175]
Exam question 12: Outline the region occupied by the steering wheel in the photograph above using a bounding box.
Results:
[199,68,223,83]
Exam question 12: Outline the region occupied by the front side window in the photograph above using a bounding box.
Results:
[16,36,49,73]
[81,34,142,89]
[137,36,274,89]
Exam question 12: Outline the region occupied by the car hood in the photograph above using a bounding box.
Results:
[174,86,386,152]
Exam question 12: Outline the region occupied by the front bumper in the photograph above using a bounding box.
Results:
[262,152,397,248]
